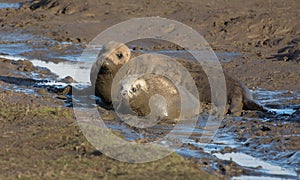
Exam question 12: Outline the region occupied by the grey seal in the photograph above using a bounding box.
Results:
[177,58,265,116]
[117,73,181,120]
[90,41,131,106]
[90,41,264,116]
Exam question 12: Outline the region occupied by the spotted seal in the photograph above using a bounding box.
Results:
[116,73,181,120]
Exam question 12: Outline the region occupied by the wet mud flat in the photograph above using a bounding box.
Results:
[1,0,300,179]
[0,33,216,179]
[0,29,299,179]
[0,90,216,179]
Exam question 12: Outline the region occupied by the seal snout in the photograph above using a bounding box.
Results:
[103,56,114,65]
[120,85,132,100]
[121,90,128,97]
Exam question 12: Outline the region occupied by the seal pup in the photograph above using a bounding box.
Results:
[117,74,181,120]
[90,41,131,106]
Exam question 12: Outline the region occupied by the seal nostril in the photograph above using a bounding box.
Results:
[103,60,109,66]
[122,90,127,97]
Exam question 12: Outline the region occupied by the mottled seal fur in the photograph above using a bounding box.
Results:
[90,41,264,116]
[175,58,265,116]
[90,41,131,105]
[117,74,181,120]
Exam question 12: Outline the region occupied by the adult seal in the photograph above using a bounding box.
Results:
[90,41,131,106]
[176,58,265,116]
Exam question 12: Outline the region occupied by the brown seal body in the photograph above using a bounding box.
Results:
[130,51,265,116]
[176,58,265,116]
[90,41,131,106]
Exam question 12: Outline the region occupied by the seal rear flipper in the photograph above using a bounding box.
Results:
[243,99,268,112]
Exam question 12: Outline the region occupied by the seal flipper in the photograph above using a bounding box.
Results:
[239,80,269,113]
[243,99,267,112]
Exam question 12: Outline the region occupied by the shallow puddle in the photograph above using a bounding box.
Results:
[30,59,91,83]
[0,30,84,62]
[0,2,22,9]
[214,152,297,179]
[252,89,300,115]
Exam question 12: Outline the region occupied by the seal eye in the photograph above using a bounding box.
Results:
[131,87,137,92]
[116,53,123,59]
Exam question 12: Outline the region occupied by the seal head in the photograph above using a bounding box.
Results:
[90,41,131,105]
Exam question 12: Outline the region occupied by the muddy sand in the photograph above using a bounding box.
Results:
[0,0,299,179]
